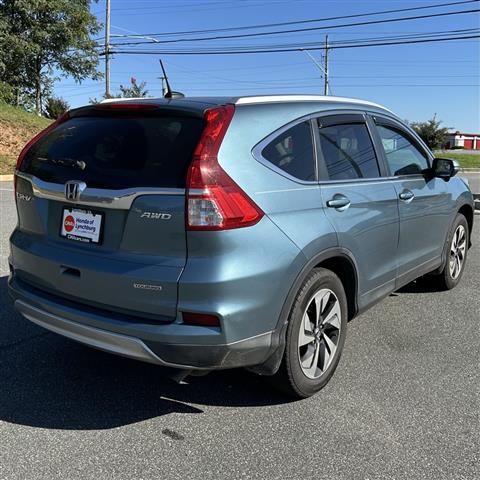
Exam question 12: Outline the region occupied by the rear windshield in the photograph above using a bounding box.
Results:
[21,115,205,189]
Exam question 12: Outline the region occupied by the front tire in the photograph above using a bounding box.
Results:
[271,268,348,399]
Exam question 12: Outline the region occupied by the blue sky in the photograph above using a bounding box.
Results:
[54,0,480,131]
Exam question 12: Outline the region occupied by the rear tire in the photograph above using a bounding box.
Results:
[271,268,348,399]
[431,213,469,290]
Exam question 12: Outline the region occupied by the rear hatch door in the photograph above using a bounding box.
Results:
[13,104,205,320]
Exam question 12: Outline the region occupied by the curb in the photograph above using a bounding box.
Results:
[0,174,13,182]
[459,169,480,173]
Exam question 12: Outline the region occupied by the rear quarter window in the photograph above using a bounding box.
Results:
[260,121,316,182]
[21,115,205,189]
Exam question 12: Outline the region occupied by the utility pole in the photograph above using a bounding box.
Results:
[323,35,329,96]
[105,0,111,98]
[301,35,330,96]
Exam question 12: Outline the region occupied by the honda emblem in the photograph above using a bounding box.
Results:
[64,181,87,201]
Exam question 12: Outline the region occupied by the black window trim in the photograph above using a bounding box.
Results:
[367,112,434,178]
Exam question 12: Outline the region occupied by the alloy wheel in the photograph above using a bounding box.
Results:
[297,288,342,379]
[449,224,467,280]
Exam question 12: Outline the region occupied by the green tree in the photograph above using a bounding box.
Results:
[0,81,14,103]
[90,78,150,103]
[410,115,450,150]
[0,0,101,113]
[119,77,149,98]
[44,96,70,119]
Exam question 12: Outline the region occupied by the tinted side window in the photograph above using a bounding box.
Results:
[376,125,429,176]
[317,123,380,180]
[261,122,316,181]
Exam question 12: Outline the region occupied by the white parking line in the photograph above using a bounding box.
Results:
[0,188,13,191]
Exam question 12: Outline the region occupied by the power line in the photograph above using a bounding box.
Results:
[107,34,480,56]
[92,0,297,15]
[178,84,480,90]
[55,73,480,89]
[107,0,305,12]
[323,27,480,46]
[177,82,480,92]
[106,1,479,38]
[109,27,480,48]
[109,27,480,52]
[108,7,480,46]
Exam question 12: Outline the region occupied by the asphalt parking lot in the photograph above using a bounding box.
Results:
[0,180,478,480]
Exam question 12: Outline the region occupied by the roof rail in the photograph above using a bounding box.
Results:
[234,95,391,111]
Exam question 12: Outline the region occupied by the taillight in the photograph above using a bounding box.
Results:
[186,104,264,230]
[16,111,70,172]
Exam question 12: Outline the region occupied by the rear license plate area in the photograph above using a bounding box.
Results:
[60,207,104,244]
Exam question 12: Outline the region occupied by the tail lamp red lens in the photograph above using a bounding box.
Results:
[186,104,264,230]
[182,312,220,327]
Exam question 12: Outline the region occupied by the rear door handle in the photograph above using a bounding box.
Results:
[326,194,350,210]
[399,189,415,202]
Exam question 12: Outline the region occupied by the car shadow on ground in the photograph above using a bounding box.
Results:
[392,275,446,295]
[0,276,287,431]
[393,265,469,295]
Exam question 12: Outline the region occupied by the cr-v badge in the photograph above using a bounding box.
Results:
[16,192,32,202]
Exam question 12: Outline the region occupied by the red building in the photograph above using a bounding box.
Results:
[444,131,480,150]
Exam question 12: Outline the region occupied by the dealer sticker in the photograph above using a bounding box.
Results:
[60,208,103,244]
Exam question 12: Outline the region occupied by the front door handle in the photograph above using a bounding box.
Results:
[326,194,351,210]
[399,189,415,202]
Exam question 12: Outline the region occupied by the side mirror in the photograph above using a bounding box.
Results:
[432,157,460,180]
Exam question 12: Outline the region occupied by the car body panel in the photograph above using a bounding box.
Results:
[13,175,188,319]
[393,176,451,276]
[320,179,400,303]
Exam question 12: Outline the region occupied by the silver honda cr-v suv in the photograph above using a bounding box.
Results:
[8,95,474,398]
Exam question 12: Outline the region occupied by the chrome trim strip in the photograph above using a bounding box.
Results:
[14,300,200,369]
[317,174,428,186]
[16,171,185,209]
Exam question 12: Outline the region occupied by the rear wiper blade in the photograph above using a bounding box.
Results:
[37,157,86,171]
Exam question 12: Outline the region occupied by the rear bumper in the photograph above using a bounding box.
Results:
[8,274,274,370]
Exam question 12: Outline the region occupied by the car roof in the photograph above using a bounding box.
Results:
[99,94,392,114]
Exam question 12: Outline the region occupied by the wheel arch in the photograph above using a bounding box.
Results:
[249,248,360,376]
[458,203,474,247]
[314,255,358,321]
